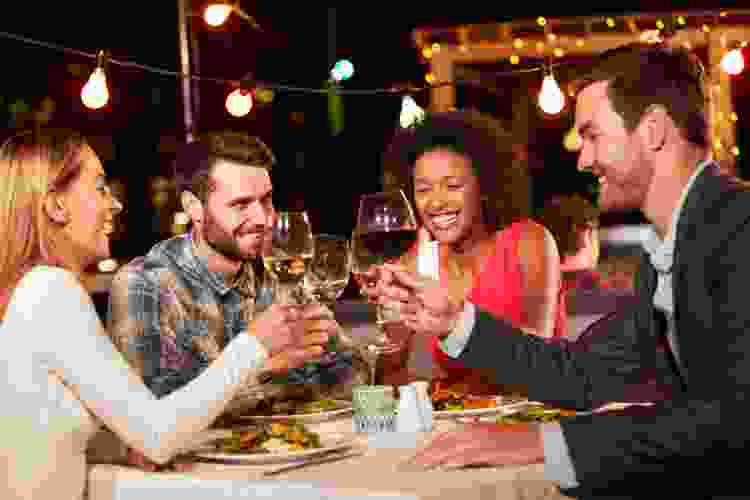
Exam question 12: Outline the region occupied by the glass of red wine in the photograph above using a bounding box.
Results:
[351,190,418,384]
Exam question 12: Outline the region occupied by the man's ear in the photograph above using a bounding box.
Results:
[43,191,70,225]
[180,191,203,224]
[640,105,668,152]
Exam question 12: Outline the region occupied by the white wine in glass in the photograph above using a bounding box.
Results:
[263,211,315,304]
[304,234,352,307]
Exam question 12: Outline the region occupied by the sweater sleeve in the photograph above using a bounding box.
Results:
[8,266,267,465]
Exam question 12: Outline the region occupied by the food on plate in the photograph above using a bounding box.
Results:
[214,421,322,454]
[250,397,341,416]
[299,399,340,414]
[430,381,497,412]
[497,405,577,424]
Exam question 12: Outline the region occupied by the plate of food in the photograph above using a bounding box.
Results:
[430,381,526,419]
[235,398,353,423]
[192,421,355,464]
[496,404,578,424]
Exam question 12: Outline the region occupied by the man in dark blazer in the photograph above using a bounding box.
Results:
[378,43,750,498]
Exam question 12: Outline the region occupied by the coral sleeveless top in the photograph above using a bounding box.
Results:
[427,219,566,385]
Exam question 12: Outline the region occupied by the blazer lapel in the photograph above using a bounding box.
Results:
[671,162,724,383]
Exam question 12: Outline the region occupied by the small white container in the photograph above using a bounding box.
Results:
[411,381,434,432]
[396,385,423,433]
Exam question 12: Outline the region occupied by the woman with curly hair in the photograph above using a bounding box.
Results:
[371,109,564,394]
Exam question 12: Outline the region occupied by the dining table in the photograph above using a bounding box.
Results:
[86,412,574,500]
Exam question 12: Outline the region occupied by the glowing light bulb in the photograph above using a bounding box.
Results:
[563,127,581,152]
[81,67,109,109]
[538,74,565,115]
[98,258,118,273]
[331,59,354,82]
[399,96,425,128]
[721,48,745,75]
[225,89,253,117]
[204,4,232,26]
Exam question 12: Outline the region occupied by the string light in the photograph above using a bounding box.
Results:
[204,3,233,27]
[563,126,581,152]
[97,258,119,273]
[203,2,263,31]
[81,50,109,110]
[538,69,565,115]
[399,96,425,128]
[225,88,253,117]
[721,46,745,75]
[330,59,354,82]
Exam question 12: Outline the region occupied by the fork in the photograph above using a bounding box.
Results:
[262,449,364,476]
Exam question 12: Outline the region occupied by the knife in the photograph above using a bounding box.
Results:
[262,449,364,476]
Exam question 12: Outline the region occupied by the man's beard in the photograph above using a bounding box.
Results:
[201,208,251,262]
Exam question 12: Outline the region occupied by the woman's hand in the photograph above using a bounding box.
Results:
[126,448,193,472]
[378,264,463,339]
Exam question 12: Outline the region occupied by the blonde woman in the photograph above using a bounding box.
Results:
[0,129,335,499]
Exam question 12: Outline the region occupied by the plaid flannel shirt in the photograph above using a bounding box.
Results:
[107,234,368,407]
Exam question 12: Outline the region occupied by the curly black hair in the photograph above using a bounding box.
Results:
[381,109,530,231]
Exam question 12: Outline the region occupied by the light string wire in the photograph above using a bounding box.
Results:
[0,29,555,97]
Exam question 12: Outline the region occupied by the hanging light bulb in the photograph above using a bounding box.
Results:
[399,96,425,128]
[225,88,253,117]
[538,69,565,115]
[721,46,745,75]
[563,126,581,152]
[204,3,233,27]
[330,59,354,82]
[81,51,109,110]
[97,258,119,273]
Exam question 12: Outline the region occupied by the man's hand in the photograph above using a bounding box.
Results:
[248,303,305,356]
[379,264,462,339]
[404,422,544,469]
[255,302,339,374]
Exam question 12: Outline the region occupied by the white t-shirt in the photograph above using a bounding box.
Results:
[0,266,266,500]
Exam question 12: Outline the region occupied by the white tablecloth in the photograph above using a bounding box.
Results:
[87,418,572,500]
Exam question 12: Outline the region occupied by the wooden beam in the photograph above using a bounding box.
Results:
[423,26,750,62]
[429,53,455,112]
[413,9,750,50]
[707,31,738,172]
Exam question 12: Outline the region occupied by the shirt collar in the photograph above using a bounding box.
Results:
[643,159,712,273]
[188,233,257,298]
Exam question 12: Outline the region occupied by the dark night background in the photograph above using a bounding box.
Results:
[0,2,747,263]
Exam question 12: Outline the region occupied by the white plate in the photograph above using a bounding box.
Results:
[235,400,353,423]
[433,397,530,419]
[192,433,354,465]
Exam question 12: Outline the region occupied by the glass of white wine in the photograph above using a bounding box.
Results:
[263,211,315,304]
[303,234,352,307]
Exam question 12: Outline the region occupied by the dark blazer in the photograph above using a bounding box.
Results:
[457,164,750,498]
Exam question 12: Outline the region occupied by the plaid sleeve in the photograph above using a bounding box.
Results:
[107,264,157,380]
[108,265,208,398]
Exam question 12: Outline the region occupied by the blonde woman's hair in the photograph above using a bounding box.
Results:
[0,128,88,318]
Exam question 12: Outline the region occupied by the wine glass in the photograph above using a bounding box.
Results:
[351,190,418,384]
[263,211,315,304]
[303,234,352,307]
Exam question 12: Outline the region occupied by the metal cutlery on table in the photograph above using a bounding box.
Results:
[263,448,364,476]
